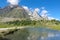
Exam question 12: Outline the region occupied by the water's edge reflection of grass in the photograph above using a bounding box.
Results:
[0,28,29,40]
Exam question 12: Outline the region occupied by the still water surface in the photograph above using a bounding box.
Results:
[27,28,60,40]
[5,27,60,40]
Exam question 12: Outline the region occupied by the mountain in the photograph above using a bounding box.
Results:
[0,5,30,18]
[0,5,30,22]
[0,5,30,21]
[0,5,43,22]
[32,11,42,20]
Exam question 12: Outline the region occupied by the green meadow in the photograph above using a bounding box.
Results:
[0,19,60,30]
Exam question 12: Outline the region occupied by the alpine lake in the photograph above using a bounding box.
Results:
[0,27,60,40]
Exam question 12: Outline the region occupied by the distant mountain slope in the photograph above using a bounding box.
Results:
[0,5,43,22]
[0,5,30,19]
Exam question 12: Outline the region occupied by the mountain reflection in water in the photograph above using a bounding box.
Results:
[0,27,60,40]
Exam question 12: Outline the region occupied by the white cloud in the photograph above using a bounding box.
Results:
[48,17,60,20]
[22,6,34,11]
[41,7,48,13]
[7,0,20,5]
[22,6,32,15]
[41,9,48,19]
[48,17,55,20]
[22,6,29,10]
[22,6,40,13]
[34,8,40,13]
[41,10,48,14]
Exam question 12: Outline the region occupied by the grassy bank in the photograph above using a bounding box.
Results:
[0,20,60,30]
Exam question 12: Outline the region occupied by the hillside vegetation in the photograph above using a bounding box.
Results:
[0,19,60,30]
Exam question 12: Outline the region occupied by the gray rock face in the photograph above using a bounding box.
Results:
[0,5,30,21]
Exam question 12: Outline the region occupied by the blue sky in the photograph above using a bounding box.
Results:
[0,0,60,20]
